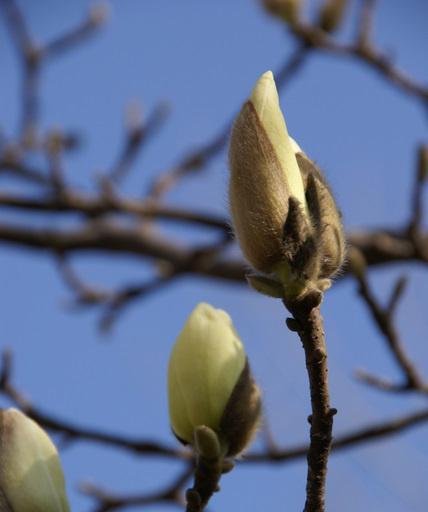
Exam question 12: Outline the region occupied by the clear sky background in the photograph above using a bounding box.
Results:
[1,1,428,511]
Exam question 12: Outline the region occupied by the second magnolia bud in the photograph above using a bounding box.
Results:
[168,303,261,457]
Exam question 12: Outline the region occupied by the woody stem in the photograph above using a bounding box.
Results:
[284,291,336,512]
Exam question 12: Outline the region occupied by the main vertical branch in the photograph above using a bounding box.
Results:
[284,292,335,512]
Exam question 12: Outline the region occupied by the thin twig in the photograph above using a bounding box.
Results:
[43,4,108,60]
[109,103,169,184]
[0,190,230,231]
[99,269,182,333]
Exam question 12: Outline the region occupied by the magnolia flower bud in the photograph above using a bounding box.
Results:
[229,71,345,297]
[168,303,261,456]
[0,408,70,512]
[229,71,308,275]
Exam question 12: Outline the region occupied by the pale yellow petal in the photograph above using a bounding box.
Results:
[250,71,307,210]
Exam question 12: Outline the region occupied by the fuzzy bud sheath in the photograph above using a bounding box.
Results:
[229,71,345,298]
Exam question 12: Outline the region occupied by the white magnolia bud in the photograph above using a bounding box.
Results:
[229,71,309,275]
[0,408,70,512]
[168,303,260,456]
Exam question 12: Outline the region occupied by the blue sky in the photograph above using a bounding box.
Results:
[1,1,428,510]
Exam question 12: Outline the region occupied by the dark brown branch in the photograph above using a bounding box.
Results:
[0,191,230,231]
[0,220,243,282]
[1,220,428,291]
[284,292,335,512]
